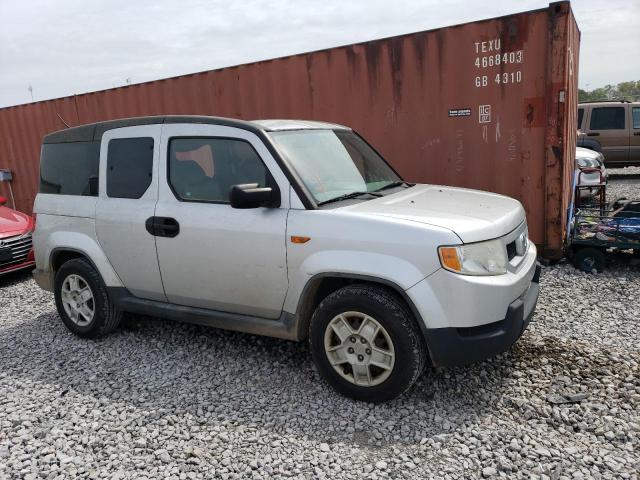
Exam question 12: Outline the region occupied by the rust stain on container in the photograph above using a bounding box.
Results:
[0,2,578,257]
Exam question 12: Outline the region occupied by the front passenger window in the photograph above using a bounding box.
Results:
[169,138,269,203]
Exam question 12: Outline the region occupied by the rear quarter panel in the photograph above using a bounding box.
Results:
[33,194,123,288]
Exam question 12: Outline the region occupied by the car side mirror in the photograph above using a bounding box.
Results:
[230,183,279,209]
[0,196,6,206]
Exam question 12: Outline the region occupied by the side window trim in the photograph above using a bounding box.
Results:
[166,136,277,205]
[98,125,162,202]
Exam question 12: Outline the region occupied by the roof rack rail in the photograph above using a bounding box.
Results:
[579,99,632,104]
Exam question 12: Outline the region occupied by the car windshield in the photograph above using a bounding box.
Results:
[268,129,402,204]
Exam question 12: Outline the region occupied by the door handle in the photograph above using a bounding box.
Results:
[586,132,600,136]
[145,217,180,238]
[634,132,640,136]
[158,218,180,237]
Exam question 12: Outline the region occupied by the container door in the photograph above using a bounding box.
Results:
[95,125,166,301]
[630,106,640,164]
[585,105,629,164]
[154,123,290,319]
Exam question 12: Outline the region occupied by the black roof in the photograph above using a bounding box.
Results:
[43,115,262,144]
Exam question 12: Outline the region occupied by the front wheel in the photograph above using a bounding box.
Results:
[309,285,427,403]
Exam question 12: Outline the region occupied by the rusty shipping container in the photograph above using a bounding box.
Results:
[0,1,579,257]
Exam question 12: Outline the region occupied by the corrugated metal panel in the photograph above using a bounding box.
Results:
[542,1,580,256]
[0,97,79,212]
[560,6,581,255]
[0,2,578,256]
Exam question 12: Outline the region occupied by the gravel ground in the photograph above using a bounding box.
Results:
[607,177,638,202]
[608,166,640,177]
[1,180,638,480]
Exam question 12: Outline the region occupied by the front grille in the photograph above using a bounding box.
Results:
[506,240,517,261]
[0,232,33,269]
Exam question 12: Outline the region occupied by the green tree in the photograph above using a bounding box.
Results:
[579,80,640,102]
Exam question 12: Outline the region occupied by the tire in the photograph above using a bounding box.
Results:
[54,258,122,338]
[309,284,427,403]
[573,247,606,273]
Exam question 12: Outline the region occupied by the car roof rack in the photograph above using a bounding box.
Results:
[579,99,632,104]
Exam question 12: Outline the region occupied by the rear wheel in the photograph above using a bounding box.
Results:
[309,284,426,402]
[573,247,606,273]
[54,258,122,338]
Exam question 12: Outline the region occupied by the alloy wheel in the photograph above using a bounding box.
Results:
[324,311,395,387]
[60,274,95,326]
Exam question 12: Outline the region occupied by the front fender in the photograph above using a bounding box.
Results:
[282,250,433,314]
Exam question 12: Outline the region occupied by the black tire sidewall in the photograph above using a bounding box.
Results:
[54,259,108,337]
[309,286,424,403]
[574,248,605,273]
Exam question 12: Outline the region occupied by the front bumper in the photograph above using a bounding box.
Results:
[0,260,36,276]
[425,263,541,367]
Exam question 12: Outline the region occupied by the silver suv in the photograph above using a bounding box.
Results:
[33,116,540,402]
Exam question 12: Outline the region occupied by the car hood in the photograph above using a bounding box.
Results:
[342,184,525,243]
[0,206,32,239]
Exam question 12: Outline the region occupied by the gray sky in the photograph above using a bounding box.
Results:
[0,0,638,108]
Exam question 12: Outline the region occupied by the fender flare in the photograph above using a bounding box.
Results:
[292,272,428,342]
[44,232,123,288]
[50,247,102,276]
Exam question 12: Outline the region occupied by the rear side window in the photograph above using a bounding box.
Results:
[40,142,99,196]
[577,108,584,129]
[168,138,269,203]
[107,137,154,199]
[633,107,640,129]
[589,107,625,130]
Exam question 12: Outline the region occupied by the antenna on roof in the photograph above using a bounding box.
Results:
[56,113,71,128]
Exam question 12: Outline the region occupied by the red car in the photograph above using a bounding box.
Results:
[0,196,35,276]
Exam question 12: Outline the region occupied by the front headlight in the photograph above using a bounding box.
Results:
[438,239,507,276]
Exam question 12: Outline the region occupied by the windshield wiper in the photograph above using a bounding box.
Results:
[373,181,414,192]
[317,191,383,206]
